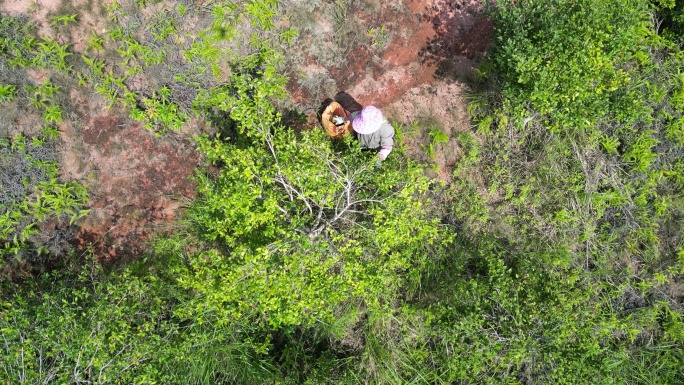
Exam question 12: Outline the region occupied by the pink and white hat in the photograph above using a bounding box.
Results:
[352,106,384,134]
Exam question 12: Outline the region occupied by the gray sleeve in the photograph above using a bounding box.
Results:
[378,122,395,148]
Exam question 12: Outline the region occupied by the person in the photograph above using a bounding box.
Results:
[333,105,395,161]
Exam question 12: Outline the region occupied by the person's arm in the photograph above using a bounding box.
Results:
[378,146,392,160]
[377,122,395,160]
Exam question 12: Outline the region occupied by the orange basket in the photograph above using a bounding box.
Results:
[322,101,352,139]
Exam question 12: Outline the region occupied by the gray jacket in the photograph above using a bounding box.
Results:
[357,122,395,150]
[349,111,395,150]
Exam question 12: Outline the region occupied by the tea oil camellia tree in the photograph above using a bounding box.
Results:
[180,48,451,329]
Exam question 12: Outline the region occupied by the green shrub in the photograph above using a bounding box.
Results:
[180,48,450,329]
[441,0,684,383]
[0,135,88,275]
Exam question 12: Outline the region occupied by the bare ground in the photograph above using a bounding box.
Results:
[59,100,202,259]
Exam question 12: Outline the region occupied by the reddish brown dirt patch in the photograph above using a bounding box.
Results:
[420,0,494,79]
[331,0,440,108]
[387,82,469,181]
[61,105,201,260]
[1,0,205,261]
[290,0,494,112]
[288,0,494,180]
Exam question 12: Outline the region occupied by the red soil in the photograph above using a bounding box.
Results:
[300,0,494,110]
[60,108,202,260]
[292,0,494,181]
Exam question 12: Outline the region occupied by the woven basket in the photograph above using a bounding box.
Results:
[322,101,352,139]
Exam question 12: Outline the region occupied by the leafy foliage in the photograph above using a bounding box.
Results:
[0,135,88,275]
[181,48,449,330]
[0,253,276,384]
[436,0,684,382]
[1,0,683,384]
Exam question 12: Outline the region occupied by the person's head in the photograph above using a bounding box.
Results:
[352,106,384,134]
